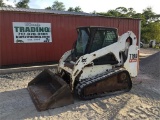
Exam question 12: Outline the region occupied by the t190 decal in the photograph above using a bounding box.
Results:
[129,54,137,62]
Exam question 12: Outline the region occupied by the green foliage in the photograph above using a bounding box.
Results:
[97,7,160,43]
[16,0,30,8]
[74,6,82,12]
[0,0,5,7]
[67,6,83,12]
[92,10,97,14]
[142,22,160,43]
[68,7,74,12]
[45,1,65,11]
[143,7,155,22]
[127,8,136,17]
[115,7,127,14]
[98,7,136,17]
[6,5,13,7]
[45,6,52,10]
[0,0,13,7]
[141,7,160,43]
[52,0,65,11]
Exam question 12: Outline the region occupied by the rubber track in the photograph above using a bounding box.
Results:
[75,69,132,100]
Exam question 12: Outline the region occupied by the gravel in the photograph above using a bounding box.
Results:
[140,52,160,79]
[0,48,160,120]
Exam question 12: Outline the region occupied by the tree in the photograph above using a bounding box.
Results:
[98,10,120,17]
[68,6,83,12]
[68,7,74,12]
[0,0,6,7]
[115,7,127,14]
[74,6,82,12]
[0,0,13,7]
[127,8,136,17]
[98,7,137,18]
[52,0,65,11]
[92,10,97,14]
[142,22,160,42]
[16,0,30,8]
[153,14,160,22]
[45,6,52,10]
[96,7,160,43]
[98,7,129,17]
[6,5,13,7]
[143,7,155,22]
[141,7,160,42]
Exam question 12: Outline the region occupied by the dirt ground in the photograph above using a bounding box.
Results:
[0,48,159,120]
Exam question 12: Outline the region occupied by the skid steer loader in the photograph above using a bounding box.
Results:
[28,26,139,111]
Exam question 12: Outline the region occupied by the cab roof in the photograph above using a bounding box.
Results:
[77,26,118,30]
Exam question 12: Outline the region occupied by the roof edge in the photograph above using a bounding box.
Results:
[0,7,141,20]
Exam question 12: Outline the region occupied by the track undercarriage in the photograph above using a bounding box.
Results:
[75,69,132,100]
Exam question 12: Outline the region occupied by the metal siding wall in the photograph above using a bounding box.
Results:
[0,12,56,65]
[1,12,13,65]
[0,12,140,66]
[127,19,139,43]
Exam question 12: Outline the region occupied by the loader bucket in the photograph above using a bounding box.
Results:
[27,69,74,111]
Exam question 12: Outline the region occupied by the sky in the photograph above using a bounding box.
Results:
[4,0,160,14]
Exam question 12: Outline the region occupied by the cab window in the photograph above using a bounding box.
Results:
[90,30,117,53]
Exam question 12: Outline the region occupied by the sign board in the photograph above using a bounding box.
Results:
[13,22,52,43]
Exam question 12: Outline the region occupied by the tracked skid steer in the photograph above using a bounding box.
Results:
[28,27,139,111]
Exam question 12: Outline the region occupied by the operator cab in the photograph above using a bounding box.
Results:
[74,26,118,57]
[65,27,118,65]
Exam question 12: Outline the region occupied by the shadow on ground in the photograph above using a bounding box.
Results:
[0,84,159,120]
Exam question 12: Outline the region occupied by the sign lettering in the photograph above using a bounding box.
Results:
[129,54,137,62]
[13,22,52,43]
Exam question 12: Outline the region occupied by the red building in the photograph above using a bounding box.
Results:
[0,7,141,66]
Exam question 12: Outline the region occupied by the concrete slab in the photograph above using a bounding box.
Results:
[0,64,58,75]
